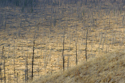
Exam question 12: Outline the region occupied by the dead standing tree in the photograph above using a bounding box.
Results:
[31,25,37,80]
[25,54,28,82]
[0,47,2,82]
[2,46,6,83]
[85,28,88,61]
[75,25,78,65]
[0,66,1,83]
[31,40,35,80]
[62,26,65,71]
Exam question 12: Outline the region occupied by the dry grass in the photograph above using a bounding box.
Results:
[0,1,125,83]
[31,49,125,83]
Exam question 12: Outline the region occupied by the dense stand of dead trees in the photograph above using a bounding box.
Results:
[1,1,125,83]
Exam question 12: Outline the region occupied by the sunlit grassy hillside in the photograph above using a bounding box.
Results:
[31,49,125,83]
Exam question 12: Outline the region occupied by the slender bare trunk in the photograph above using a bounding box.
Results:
[85,28,88,61]
[31,40,35,80]
[62,27,65,71]
[2,46,6,83]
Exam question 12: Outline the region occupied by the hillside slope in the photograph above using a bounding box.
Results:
[31,49,125,83]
